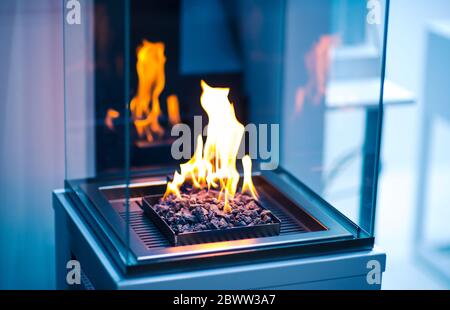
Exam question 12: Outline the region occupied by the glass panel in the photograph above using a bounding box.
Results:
[280,0,388,236]
[63,0,96,181]
[64,0,388,265]
[63,0,132,264]
[121,0,387,240]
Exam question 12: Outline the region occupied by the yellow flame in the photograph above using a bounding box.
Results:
[241,155,258,199]
[164,81,258,213]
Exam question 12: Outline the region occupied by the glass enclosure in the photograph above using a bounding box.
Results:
[63,0,389,267]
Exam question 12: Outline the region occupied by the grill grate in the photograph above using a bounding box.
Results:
[120,204,306,249]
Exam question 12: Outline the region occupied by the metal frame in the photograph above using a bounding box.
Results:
[55,189,384,289]
[65,167,374,274]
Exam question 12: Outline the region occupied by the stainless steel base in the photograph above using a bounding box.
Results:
[54,190,386,290]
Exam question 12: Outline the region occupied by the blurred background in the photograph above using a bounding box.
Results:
[0,0,449,289]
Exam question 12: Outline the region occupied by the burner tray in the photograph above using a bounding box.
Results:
[141,194,281,246]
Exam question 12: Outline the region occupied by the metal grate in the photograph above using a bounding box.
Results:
[269,207,307,234]
[81,270,95,290]
[120,211,171,249]
[120,205,306,249]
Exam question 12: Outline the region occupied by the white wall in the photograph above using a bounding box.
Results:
[382,0,450,170]
[0,0,64,289]
[376,0,450,289]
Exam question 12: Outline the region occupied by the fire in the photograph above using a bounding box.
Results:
[295,35,339,115]
[104,108,120,131]
[129,40,180,143]
[167,94,181,125]
[241,155,258,199]
[164,81,258,213]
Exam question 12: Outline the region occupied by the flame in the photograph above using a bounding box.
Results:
[167,94,181,125]
[130,40,165,143]
[105,40,181,142]
[128,40,181,143]
[164,81,258,213]
[241,155,258,199]
[295,35,339,115]
[104,108,120,131]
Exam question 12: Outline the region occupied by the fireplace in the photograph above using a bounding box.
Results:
[62,0,389,276]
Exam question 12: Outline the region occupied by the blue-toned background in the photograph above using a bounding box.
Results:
[0,1,63,289]
[1,0,450,289]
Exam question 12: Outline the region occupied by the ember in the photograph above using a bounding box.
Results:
[152,187,276,234]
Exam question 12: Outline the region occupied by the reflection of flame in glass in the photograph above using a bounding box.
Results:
[295,35,339,115]
[164,81,258,213]
[104,108,120,131]
[105,40,181,142]
[166,238,257,254]
[130,40,165,143]
[167,94,181,125]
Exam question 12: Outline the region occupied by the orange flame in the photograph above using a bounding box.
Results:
[164,81,258,213]
[128,40,180,143]
[130,40,165,143]
[295,35,339,115]
[105,40,181,142]
[167,94,181,125]
[104,108,120,131]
